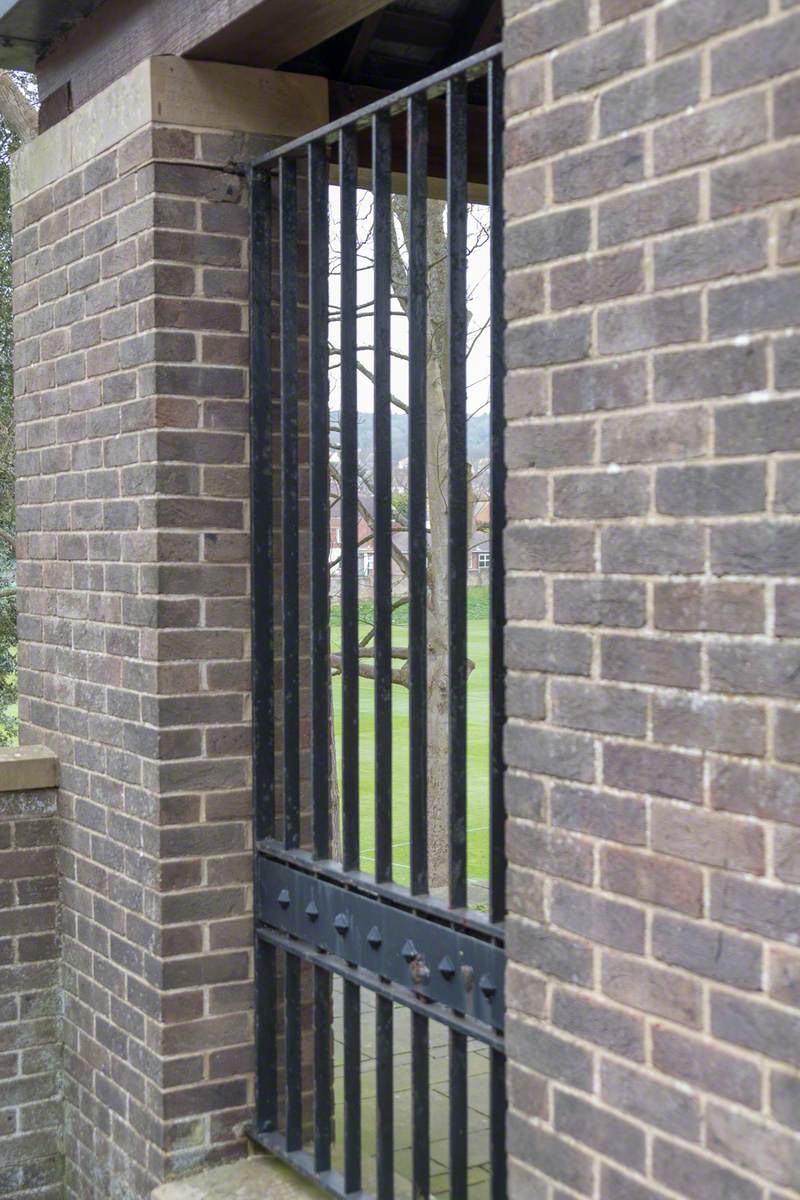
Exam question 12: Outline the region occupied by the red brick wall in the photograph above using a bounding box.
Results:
[13,124,272,1198]
[502,2,800,1197]
[0,787,60,1200]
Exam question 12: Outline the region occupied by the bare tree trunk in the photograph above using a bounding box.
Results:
[0,73,37,142]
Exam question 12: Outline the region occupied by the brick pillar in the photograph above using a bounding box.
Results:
[502,2,800,1198]
[0,749,60,1200]
[12,58,326,1200]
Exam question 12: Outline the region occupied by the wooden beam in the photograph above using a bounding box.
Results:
[37,0,394,112]
[329,82,489,192]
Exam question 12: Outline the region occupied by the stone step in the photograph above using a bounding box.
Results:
[152,1156,326,1200]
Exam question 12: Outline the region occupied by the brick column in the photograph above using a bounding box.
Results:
[502,2,800,1198]
[12,58,326,1200]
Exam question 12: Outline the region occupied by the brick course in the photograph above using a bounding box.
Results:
[503,1,800,1197]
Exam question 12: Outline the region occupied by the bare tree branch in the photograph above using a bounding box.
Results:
[0,72,37,142]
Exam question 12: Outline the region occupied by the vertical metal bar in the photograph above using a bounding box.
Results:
[254,935,278,1133]
[285,950,302,1151]
[488,56,507,925]
[376,994,394,1199]
[280,155,300,851]
[447,75,469,911]
[249,165,274,842]
[373,110,393,884]
[309,139,330,861]
[407,92,429,897]
[490,1046,507,1200]
[411,1011,429,1199]
[340,126,360,873]
[449,1030,468,1199]
[250,164,278,1135]
[313,965,332,1172]
[343,978,362,1193]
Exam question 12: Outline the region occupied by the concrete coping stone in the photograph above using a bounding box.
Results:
[0,744,58,793]
[152,1157,325,1200]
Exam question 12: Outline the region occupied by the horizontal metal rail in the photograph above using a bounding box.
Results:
[257,839,504,943]
[252,43,502,167]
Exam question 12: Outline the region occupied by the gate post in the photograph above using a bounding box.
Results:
[12,58,326,1200]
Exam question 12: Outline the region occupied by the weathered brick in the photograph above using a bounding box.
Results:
[771,1071,800,1132]
[554,469,648,518]
[554,579,646,628]
[653,1139,761,1200]
[553,135,644,203]
[710,641,800,699]
[600,177,700,249]
[602,1060,700,1142]
[653,912,762,990]
[652,802,764,875]
[603,953,703,1027]
[506,313,591,368]
[711,874,800,947]
[602,844,703,913]
[657,462,765,516]
[552,679,647,738]
[553,988,644,1059]
[508,1114,594,1194]
[776,707,800,765]
[708,1102,800,1189]
[551,248,644,311]
[711,758,800,826]
[653,1025,763,1108]
[599,291,702,355]
[555,1090,645,1172]
[710,267,800,333]
[603,634,701,689]
[552,783,647,845]
[654,218,767,289]
[712,144,800,218]
[653,694,766,759]
[506,100,592,166]
[602,526,705,575]
[505,524,595,571]
[717,400,800,460]
[657,0,769,57]
[505,0,590,63]
[552,358,646,415]
[553,22,646,97]
[505,722,594,782]
[506,207,590,268]
[508,1014,594,1088]
[654,342,767,405]
[655,581,764,634]
[711,522,800,576]
[602,407,707,464]
[656,93,767,177]
[552,881,645,953]
[711,10,800,94]
[599,56,702,136]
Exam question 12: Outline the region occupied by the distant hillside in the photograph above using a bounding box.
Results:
[330,410,491,470]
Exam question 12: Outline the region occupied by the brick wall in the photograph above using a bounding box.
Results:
[0,786,60,1200]
[13,114,272,1199]
[502,1,800,1197]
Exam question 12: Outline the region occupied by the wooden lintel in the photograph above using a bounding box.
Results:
[37,0,394,116]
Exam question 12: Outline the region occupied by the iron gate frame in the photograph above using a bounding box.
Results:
[248,43,507,1199]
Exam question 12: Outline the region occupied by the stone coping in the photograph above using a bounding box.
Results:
[151,1157,325,1200]
[12,55,328,205]
[0,745,58,793]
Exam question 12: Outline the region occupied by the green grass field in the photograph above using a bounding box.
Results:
[331,588,491,886]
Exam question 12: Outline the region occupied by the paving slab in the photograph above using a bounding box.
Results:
[151,1157,325,1200]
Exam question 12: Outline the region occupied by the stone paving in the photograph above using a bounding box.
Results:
[331,983,492,1199]
[151,1158,323,1200]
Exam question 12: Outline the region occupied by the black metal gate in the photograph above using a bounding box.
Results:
[248,45,505,1199]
